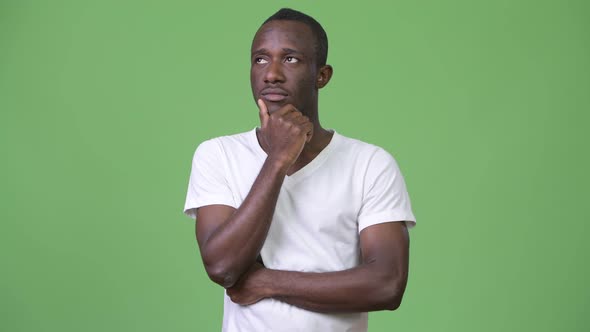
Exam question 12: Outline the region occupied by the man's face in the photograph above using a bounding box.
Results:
[250,20,319,114]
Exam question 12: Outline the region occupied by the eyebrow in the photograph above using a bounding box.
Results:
[251,48,303,56]
[282,48,301,54]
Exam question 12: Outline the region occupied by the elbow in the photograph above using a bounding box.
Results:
[374,275,407,311]
[199,243,242,288]
[380,286,405,311]
[383,295,403,311]
[201,250,241,288]
[205,267,237,289]
[204,261,239,288]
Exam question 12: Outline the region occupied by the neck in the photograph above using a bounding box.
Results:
[300,101,329,150]
[303,120,331,154]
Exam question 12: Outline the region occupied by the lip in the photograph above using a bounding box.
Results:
[262,94,287,102]
[261,88,288,102]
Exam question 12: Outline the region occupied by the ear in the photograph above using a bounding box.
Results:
[316,65,333,89]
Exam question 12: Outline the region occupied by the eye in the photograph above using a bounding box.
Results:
[255,58,268,64]
[285,56,299,63]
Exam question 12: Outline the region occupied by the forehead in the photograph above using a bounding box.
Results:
[251,20,315,54]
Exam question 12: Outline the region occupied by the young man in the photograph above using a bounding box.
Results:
[184,8,416,332]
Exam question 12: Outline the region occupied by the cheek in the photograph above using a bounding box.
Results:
[300,66,318,90]
[298,77,317,96]
[296,72,316,90]
[250,70,262,91]
[250,69,257,84]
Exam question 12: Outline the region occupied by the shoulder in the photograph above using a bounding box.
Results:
[333,132,398,167]
[194,129,257,157]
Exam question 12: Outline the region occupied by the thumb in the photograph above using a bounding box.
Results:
[257,99,269,129]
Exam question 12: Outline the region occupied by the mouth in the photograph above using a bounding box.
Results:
[261,88,288,102]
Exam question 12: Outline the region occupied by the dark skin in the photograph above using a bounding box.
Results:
[195,20,410,313]
[250,19,334,174]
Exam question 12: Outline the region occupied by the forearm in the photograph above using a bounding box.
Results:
[201,157,288,287]
[261,264,407,313]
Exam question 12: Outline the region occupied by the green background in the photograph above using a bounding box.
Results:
[1,0,588,331]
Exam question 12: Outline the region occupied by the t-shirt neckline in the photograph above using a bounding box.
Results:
[250,127,340,185]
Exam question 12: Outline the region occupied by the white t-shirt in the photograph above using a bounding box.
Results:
[184,128,416,332]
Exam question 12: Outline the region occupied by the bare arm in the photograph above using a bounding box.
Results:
[227,221,410,312]
[196,159,285,288]
[196,100,312,288]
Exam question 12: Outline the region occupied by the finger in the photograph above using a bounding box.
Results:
[293,115,310,125]
[273,104,298,117]
[283,110,303,122]
[257,99,269,128]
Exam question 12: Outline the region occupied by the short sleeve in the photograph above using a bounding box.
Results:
[357,148,416,232]
[183,139,237,220]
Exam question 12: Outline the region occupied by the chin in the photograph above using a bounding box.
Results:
[267,104,284,114]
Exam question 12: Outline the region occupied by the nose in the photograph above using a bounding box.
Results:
[264,61,285,84]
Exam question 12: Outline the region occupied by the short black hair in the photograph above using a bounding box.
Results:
[262,8,328,67]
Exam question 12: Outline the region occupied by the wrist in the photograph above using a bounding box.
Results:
[258,268,277,299]
[265,156,292,174]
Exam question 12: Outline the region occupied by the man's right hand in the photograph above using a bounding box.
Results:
[197,100,310,289]
[257,99,313,169]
